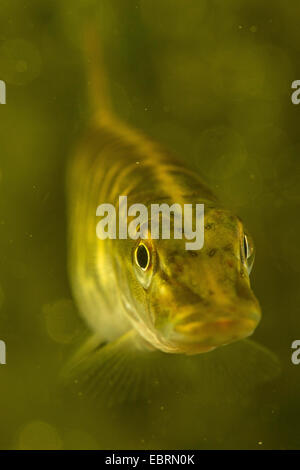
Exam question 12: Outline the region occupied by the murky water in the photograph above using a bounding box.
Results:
[0,0,300,449]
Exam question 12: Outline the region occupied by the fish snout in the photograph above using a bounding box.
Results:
[170,303,261,354]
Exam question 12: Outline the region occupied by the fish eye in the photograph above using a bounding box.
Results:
[241,232,255,274]
[135,243,150,271]
[243,234,249,259]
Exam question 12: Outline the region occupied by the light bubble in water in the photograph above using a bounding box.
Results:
[0,39,42,85]
[42,299,81,344]
[18,421,62,450]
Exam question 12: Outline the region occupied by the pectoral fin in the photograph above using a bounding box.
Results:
[62,333,280,407]
[62,330,172,405]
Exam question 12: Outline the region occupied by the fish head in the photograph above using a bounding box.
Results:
[118,203,261,355]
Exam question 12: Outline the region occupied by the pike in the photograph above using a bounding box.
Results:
[65,26,279,403]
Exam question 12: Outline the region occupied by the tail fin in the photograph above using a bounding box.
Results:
[81,23,113,124]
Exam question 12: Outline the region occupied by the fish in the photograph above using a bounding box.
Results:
[65,27,280,404]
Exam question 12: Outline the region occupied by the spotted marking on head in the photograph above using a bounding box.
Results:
[115,203,260,355]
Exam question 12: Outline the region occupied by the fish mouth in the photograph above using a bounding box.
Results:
[165,306,261,355]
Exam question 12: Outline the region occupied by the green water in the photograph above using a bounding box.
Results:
[0,0,300,449]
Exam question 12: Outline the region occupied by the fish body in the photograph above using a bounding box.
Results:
[65,29,279,401]
[68,115,260,355]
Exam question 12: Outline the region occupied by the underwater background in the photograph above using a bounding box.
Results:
[0,0,300,449]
